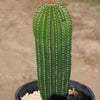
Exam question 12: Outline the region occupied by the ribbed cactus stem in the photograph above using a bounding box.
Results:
[33,4,72,100]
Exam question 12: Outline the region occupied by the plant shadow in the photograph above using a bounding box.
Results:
[48,94,66,100]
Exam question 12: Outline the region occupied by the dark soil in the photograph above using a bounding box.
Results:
[67,88,90,100]
[48,88,91,100]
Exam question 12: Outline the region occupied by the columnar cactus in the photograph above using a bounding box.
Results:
[33,3,72,100]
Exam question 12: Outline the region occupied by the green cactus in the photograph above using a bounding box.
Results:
[33,3,72,100]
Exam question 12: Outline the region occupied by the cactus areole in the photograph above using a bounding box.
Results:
[33,4,72,100]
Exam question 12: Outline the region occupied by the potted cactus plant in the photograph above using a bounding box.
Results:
[15,1,95,100]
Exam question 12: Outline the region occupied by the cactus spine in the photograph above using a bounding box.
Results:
[33,4,72,100]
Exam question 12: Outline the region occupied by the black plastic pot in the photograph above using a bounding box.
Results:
[15,80,95,100]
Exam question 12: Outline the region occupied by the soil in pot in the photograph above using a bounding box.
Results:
[21,88,91,100]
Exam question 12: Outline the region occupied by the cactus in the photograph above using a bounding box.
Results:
[33,3,72,100]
